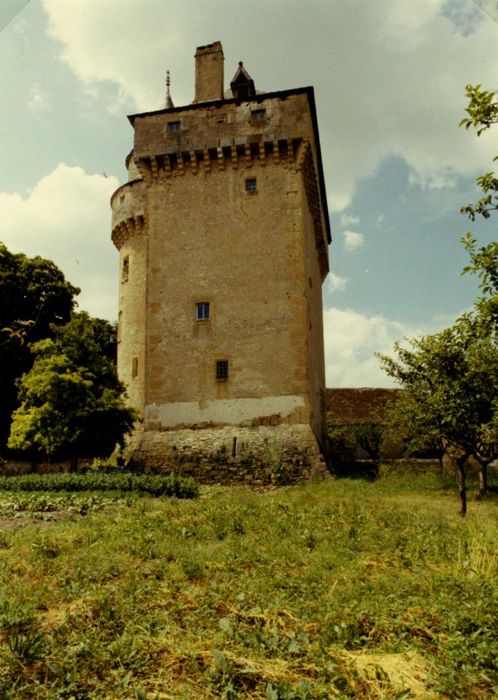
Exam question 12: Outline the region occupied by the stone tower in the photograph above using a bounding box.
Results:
[111,42,331,482]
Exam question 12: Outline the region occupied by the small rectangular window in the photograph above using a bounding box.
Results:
[245,178,257,194]
[118,311,122,342]
[216,360,229,381]
[195,301,210,320]
[167,121,181,133]
[122,256,129,282]
[132,356,138,378]
[251,108,266,121]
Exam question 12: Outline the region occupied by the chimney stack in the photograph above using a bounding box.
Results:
[194,41,224,102]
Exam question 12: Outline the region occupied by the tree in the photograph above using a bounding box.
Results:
[8,313,135,464]
[327,419,382,463]
[0,243,79,447]
[379,85,498,515]
[459,84,498,221]
[460,84,498,333]
[380,327,498,515]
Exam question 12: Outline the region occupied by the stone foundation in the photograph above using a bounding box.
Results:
[128,423,329,485]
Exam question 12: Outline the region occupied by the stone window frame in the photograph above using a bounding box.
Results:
[121,255,129,282]
[245,177,257,194]
[131,356,139,379]
[250,108,266,122]
[195,301,210,321]
[216,360,229,381]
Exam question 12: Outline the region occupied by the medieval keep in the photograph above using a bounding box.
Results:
[111,42,331,481]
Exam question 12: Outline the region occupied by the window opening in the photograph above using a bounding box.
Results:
[132,357,138,378]
[167,121,181,133]
[195,301,210,320]
[122,256,129,282]
[251,108,266,121]
[216,360,229,381]
[245,178,257,194]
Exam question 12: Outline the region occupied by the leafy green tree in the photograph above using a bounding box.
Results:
[0,243,79,447]
[380,85,498,515]
[8,313,135,464]
[460,84,498,333]
[459,84,498,221]
[327,419,382,463]
[380,328,498,515]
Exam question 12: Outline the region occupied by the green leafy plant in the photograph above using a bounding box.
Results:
[0,473,198,498]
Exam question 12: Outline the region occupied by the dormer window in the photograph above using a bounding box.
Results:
[230,61,256,99]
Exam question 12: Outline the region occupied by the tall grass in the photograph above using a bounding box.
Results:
[0,472,496,698]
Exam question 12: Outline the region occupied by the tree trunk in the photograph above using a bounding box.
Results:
[478,461,488,499]
[456,455,467,517]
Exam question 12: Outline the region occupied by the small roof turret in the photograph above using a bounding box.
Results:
[230,61,256,99]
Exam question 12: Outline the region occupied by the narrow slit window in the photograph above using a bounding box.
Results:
[131,356,138,378]
[167,121,181,133]
[216,360,229,381]
[122,256,129,282]
[245,178,257,194]
[195,301,210,321]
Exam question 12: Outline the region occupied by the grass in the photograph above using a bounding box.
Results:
[0,471,496,698]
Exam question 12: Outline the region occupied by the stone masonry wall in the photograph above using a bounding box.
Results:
[111,72,330,475]
[130,424,328,485]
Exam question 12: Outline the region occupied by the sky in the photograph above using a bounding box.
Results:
[1,0,497,387]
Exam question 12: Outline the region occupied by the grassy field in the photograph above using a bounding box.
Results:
[0,471,496,699]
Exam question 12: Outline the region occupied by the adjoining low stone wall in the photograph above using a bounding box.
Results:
[129,423,329,485]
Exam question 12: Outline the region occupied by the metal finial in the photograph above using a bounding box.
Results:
[165,70,174,109]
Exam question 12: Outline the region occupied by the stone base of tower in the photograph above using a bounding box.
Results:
[125,423,329,485]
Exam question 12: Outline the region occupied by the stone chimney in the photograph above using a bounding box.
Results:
[194,41,224,102]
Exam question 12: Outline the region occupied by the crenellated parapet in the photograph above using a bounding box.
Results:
[133,137,300,184]
[111,214,146,250]
[110,179,146,249]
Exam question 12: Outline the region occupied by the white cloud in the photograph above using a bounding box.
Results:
[0,165,119,320]
[328,273,347,293]
[40,0,498,211]
[340,213,361,227]
[323,306,424,387]
[343,230,364,252]
[322,305,460,387]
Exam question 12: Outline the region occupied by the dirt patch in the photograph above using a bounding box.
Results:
[0,512,72,529]
[344,650,436,698]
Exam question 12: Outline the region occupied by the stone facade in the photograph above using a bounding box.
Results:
[111,42,331,481]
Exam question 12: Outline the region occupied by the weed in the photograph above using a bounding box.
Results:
[5,628,46,665]
[180,556,205,581]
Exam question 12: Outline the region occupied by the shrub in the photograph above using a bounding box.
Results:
[0,473,198,499]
